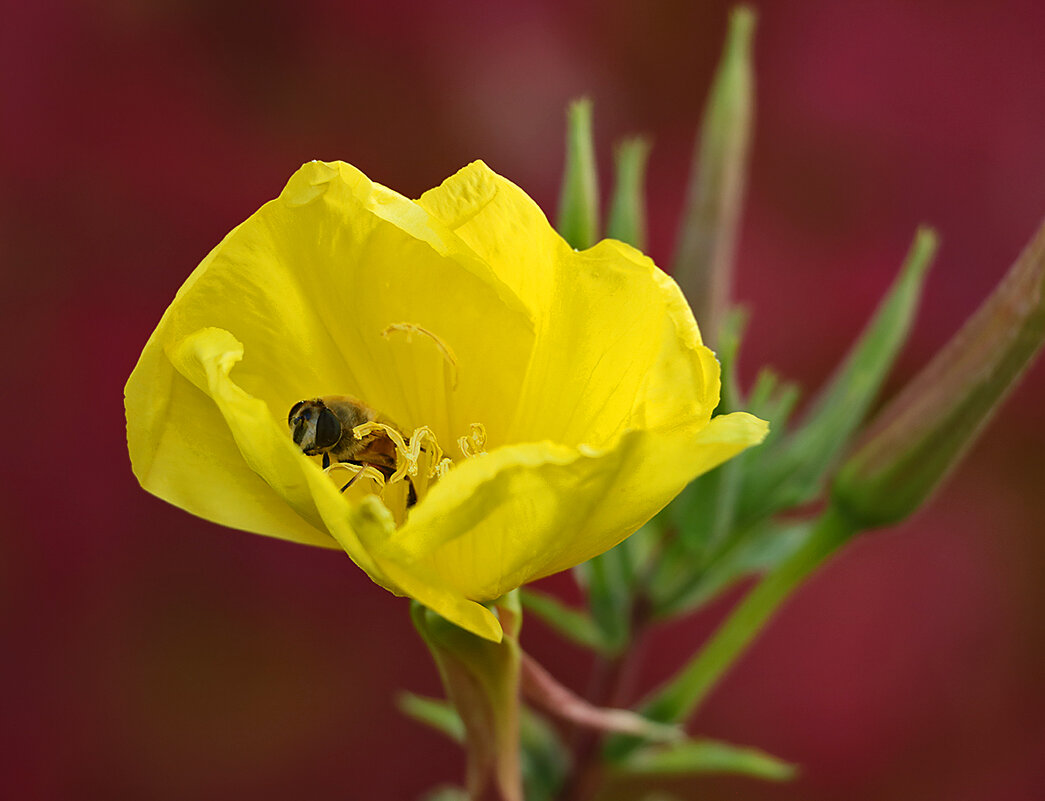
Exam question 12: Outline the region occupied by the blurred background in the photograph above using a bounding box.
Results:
[2,1,1044,799]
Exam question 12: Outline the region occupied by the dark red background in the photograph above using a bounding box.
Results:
[3,1,1044,799]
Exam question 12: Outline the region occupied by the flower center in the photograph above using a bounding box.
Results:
[320,416,487,526]
[294,322,483,524]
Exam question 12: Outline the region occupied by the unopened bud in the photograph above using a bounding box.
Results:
[833,220,1045,527]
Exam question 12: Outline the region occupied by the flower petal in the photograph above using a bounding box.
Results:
[418,162,719,448]
[379,412,768,601]
[349,496,504,642]
[161,327,390,572]
[152,326,506,641]
[126,326,336,548]
[127,161,537,542]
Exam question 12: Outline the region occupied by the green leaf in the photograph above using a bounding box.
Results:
[661,310,747,553]
[607,507,855,760]
[651,519,813,618]
[714,306,747,414]
[647,309,750,612]
[834,219,1045,527]
[576,540,634,654]
[397,692,465,743]
[743,368,801,446]
[520,709,570,801]
[672,6,756,345]
[738,227,938,523]
[606,136,652,250]
[617,738,796,781]
[557,98,600,249]
[617,517,665,586]
[519,588,613,654]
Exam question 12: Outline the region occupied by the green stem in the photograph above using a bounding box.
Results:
[607,505,855,760]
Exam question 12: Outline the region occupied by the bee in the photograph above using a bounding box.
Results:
[287,395,400,481]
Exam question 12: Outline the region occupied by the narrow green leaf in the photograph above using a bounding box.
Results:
[835,218,1045,527]
[743,368,801,445]
[739,227,938,521]
[607,506,855,760]
[580,542,633,653]
[651,519,813,617]
[397,692,465,743]
[617,518,666,587]
[695,309,748,555]
[557,98,600,249]
[647,309,749,610]
[673,6,756,344]
[662,309,747,553]
[714,306,747,413]
[617,738,796,781]
[606,136,652,250]
[519,588,612,654]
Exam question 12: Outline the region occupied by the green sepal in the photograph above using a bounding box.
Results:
[519,588,615,655]
[672,6,756,343]
[615,738,796,781]
[557,98,600,250]
[606,136,651,250]
[737,227,938,524]
[397,692,465,743]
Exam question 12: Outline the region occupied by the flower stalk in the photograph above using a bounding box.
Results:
[412,595,524,801]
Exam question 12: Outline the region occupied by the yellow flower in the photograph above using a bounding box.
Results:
[125,160,767,642]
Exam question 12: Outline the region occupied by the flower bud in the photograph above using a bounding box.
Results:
[833,220,1045,527]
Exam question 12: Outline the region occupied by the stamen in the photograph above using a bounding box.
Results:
[382,323,459,389]
[324,462,386,492]
[405,426,444,478]
[458,422,488,459]
[344,417,489,513]
[353,421,413,483]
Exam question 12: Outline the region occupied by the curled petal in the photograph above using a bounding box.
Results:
[380,412,768,603]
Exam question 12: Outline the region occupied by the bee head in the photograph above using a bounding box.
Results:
[288,399,343,455]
